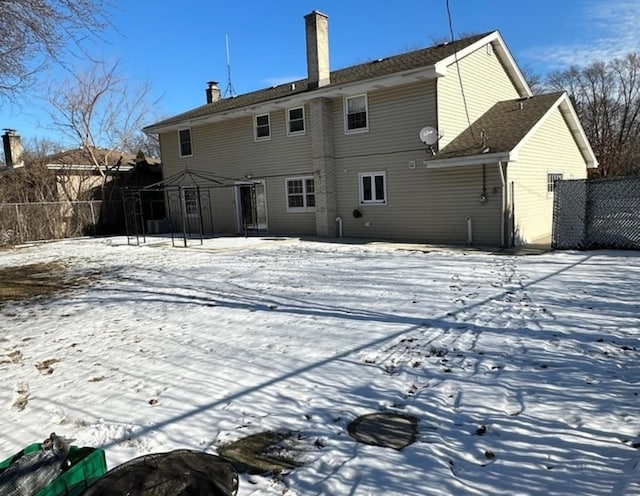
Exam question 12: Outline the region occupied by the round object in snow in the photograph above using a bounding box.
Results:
[347,413,418,451]
[80,449,238,496]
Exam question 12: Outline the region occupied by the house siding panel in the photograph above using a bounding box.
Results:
[508,108,588,244]
[331,80,501,245]
[336,162,502,245]
[333,80,437,159]
[438,43,521,149]
[159,106,318,235]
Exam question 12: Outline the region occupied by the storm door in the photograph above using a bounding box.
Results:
[235,181,267,234]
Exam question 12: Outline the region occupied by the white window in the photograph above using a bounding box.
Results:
[178,129,192,157]
[286,177,315,211]
[345,94,368,133]
[359,172,386,204]
[547,173,563,195]
[287,107,305,136]
[254,113,271,141]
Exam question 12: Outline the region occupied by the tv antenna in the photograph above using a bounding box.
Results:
[224,34,236,97]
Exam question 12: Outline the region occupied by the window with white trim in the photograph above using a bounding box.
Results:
[287,107,305,136]
[254,113,271,140]
[286,177,315,211]
[178,129,192,157]
[345,94,368,133]
[359,172,386,204]
[547,173,563,195]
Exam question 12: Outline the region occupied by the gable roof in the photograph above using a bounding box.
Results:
[425,92,598,169]
[145,31,530,134]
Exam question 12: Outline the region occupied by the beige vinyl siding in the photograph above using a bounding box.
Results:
[157,40,531,245]
[158,106,316,235]
[508,108,588,244]
[333,80,437,158]
[437,42,521,149]
[333,80,435,239]
[331,79,501,245]
[159,131,179,174]
[337,162,502,245]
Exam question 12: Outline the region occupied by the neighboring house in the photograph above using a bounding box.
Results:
[1,129,161,201]
[143,11,597,247]
[43,148,161,201]
[43,147,164,235]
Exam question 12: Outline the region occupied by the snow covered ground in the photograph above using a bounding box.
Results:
[1,236,639,495]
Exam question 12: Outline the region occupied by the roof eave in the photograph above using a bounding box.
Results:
[46,163,135,172]
[558,95,599,168]
[425,151,512,169]
[144,65,443,135]
[510,93,599,169]
[435,31,532,98]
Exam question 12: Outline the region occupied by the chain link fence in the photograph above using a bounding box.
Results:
[0,201,120,246]
[553,176,640,250]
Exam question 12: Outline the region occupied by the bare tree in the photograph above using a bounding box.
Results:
[0,159,58,204]
[21,136,64,163]
[45,60,159,193]
[546,53,640,177]
[129,129,161,160]
[519,64,544,95]
[0,0,110,102]
[0,141,102,243]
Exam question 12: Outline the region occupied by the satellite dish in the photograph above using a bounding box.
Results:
[419,126,439,145]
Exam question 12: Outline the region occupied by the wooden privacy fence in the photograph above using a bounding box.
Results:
[552,176,640,250]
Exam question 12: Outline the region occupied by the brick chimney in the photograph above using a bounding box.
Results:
[206,81,221,103]
[2,129,24,169]
[305,11,330,90]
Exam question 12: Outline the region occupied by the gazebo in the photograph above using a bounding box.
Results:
[122,168,262,247]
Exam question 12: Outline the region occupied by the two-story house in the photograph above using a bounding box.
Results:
[143,10,597,247]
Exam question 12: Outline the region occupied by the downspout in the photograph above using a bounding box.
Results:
[498,161,506,248]
[335,216,343,238]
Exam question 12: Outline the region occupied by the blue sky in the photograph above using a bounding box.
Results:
[2,0,640,149]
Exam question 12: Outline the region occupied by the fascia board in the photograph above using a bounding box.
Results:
[435,31,532,98]
[424,151,511,169]
[510,93,599,168]
[145,66,442,134]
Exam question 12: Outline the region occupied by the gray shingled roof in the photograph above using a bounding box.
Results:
[44,148,160,167]
[431,92,566,160]
[145,32,492,131]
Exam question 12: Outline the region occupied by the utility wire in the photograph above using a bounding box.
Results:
[445,0,478,144]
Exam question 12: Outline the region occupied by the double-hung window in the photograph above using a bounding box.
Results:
[255,113,271,141]
[286,177,315,211]
[547,173,563,195]
[345,94,368,133]
[287,107,305,136]
[178,129,192,157]
[359,172,386,204]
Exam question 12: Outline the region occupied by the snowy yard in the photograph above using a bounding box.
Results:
[1,236,639,495]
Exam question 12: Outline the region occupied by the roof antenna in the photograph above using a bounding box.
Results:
[224,34,236,97]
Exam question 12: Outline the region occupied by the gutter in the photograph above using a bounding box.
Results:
[424,152,511,169]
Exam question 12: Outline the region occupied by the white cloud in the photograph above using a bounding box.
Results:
[525,0,640,71]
